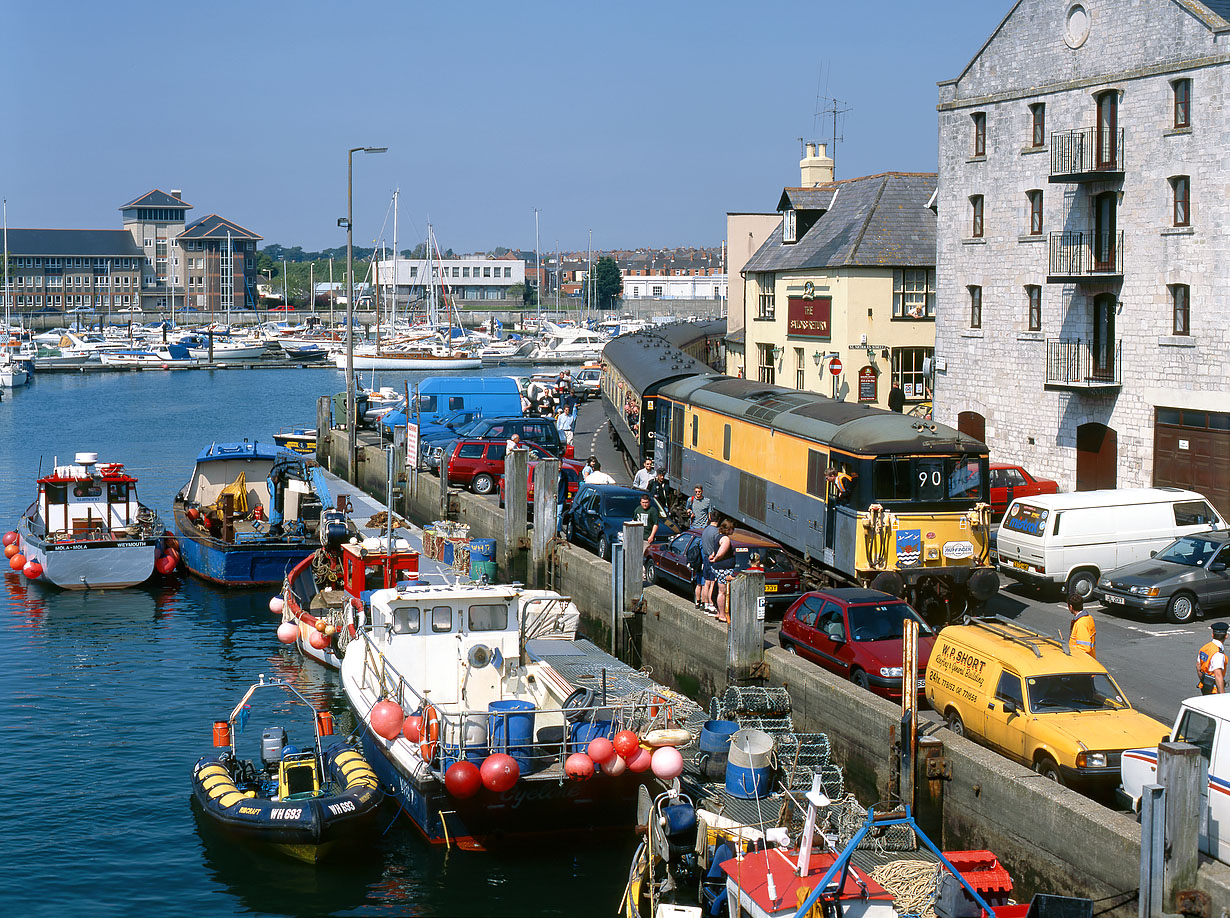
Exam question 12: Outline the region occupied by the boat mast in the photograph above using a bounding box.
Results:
[534,207,541,337]
[391,189,398,332]
[3,198,9,331]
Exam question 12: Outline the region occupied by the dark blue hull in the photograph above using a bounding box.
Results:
[357,722,645,851]
[174,510,315,587]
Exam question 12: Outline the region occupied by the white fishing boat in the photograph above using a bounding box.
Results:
[99,345,198,367]
[335,337,481,371]
[340,582,659,850]
[0,350,28,386]
[10,452,170,590]
[529,323,609,363]
[186,338,267,360]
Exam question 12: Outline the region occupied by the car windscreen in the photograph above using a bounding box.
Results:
[846,602,933,641]
[455,418,490,437]
[1155,536,1219,567]
[761,548,794,573]
[438,410,470,427]
[1025,672,1129,713]
[606,494,647,519]
[1001,502,1049,537]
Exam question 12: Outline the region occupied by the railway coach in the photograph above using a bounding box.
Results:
[601,328,998,620]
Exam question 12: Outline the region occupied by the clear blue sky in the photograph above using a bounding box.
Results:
[1,1,1009,255]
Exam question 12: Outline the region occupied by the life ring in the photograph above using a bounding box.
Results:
[643,728,691,747]
[419,705,440,764]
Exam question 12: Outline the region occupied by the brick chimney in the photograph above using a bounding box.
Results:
[800,143,834,186]
[171,189,183,200]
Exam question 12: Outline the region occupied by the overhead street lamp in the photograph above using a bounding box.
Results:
[343,145,388,483]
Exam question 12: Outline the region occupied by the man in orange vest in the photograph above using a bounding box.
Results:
[1197,622,1228,695]
[1068,595,1096,659]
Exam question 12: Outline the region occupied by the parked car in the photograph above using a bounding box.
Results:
[996,487,1225,600]
[563,483,675,561]
[989,464,1059,519]
[573,365,602,400]
[779,589,935,700]
[429,416,572,470]
[115,305,144,314]
[1094,530,1230,623]
[646,527,801,610]
[414,408,484,443]
[499,458,585,509]
[445,439,559,495]
[1119,694,1230,864]
[925,617,1169,789]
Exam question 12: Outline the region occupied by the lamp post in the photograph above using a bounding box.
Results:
[342,145,388,483]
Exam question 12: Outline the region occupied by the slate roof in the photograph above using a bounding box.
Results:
[743,172,936,273]
[1195,0,1230,24]
[177,214,262,241]
[3,229,144,257]
[777,187,837,212]
[119,189,192,210]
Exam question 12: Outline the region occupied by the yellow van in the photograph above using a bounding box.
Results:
[925,617,1169,787]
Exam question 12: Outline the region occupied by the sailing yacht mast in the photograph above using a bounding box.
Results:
[390,189,398,331]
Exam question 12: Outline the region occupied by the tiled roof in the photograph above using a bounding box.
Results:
[743,173,936,273]
[119,189,192,210]
[3,228,144,257]
[177,214,262,241]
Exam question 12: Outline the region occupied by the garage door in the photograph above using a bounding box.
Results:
[1153,408,1230,517]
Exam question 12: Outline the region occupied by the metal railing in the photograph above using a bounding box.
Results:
[1045,337,1121,387]
[1048,231,1123,278]
[1050,127,1124,178]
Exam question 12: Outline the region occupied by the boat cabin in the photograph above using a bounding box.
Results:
[178,442,327,535]
[340,540,420,598]
[35,453,148,539]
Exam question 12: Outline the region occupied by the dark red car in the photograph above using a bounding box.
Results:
[778,588,935,700]
[445,439,558,495]
[989,464,1059,519]
[646,527,802,610]
[498,458,585,508]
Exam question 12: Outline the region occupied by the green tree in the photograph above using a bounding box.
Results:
[592,256,623,310]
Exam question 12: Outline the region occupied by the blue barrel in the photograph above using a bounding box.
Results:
[440,540,455,566]
[725,728,774,799]
[699,720,739,754]
[489,700,536,771]
[470,538,497,582]
[569,717,614,753]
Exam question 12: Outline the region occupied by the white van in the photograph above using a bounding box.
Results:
[996,487,1224,599]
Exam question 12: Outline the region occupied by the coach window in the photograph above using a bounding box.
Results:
[691,415,698,447]
[723,424,731,461]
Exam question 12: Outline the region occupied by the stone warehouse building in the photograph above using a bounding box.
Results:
[933,0,1230,515]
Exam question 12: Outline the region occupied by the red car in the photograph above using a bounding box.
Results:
[989,464,1059,519]
[778,588,935,700]
[445,439,558,495]
[498,458,586,508]
[646,527,802,610]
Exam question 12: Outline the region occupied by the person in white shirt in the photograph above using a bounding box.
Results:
[584,459,615,485]
[556,407,576,447]
[632,458,654,490]
[506,433,522,452]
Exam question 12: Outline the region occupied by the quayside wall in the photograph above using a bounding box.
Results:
[326,431,1230,913]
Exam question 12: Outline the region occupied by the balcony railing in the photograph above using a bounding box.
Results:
[1049,127,1124,182]
[1047,231,1123,282]
[1045,338,1122,389]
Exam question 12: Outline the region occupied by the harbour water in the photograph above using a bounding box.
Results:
[0,367,633,917]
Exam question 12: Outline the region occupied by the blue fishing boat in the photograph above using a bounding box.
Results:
[172,441,331,586]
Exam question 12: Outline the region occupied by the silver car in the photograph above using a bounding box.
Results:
[1094,531,1230,623]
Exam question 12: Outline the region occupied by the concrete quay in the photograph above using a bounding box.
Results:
[319,426,1230,914]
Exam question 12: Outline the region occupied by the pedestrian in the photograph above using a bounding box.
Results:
[506,433,522,452]
[582,455,597,479]
[1068,594,1096,659]
[710,519,738,624]
[556,406,575,447]
[1198,622,1228,695]
[699,509,721,613]
[632,458,654,490]
[888,385,905,413]
[634,493,662,558]
[686,485,711,530]
[648,468,669,507]
[584,459,615,485]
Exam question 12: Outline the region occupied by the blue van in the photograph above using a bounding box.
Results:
[381,376,523,431]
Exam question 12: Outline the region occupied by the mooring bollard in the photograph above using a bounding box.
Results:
[531,459,560,588]
[727,570,765,685]
[1157,741,1201,911]
[503,447,528,582]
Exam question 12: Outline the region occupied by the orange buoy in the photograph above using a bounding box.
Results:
[308,630,330,650]
[9,553,26,571]
[276,622,299,644]
[2,531,18,547]
[22,560,42,580]
[155,554,178,575]
[4,543,18,559]
[370,700,405,740]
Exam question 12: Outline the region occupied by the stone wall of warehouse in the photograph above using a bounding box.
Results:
[931,0,1230,496]
[326,432,1230,911]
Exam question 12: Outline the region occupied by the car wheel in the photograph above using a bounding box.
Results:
[784,644,798,655]
[851,669,870,691]
[1166,591,1198,625]
[597,534,610,561]
[1065,569,1097,601]
[1034,755,1064,785]
[564,520,575,542]
[471,474,495,495]
[945,709,965,737]
[645,562,658,585]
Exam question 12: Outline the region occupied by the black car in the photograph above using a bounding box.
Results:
[1094,530,1230,623]
[563,483,675,561]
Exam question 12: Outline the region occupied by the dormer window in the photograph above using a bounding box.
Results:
[783,209,797,244]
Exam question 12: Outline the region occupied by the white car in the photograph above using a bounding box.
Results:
[116,306,143,313]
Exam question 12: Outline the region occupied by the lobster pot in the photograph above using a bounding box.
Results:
[451,541,470,576]
[423,527,439,562]
[725,728,774,799]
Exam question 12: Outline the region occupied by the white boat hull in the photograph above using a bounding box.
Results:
[334,353,482,371]
[188,344,266,360]
[18,525,158,589]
